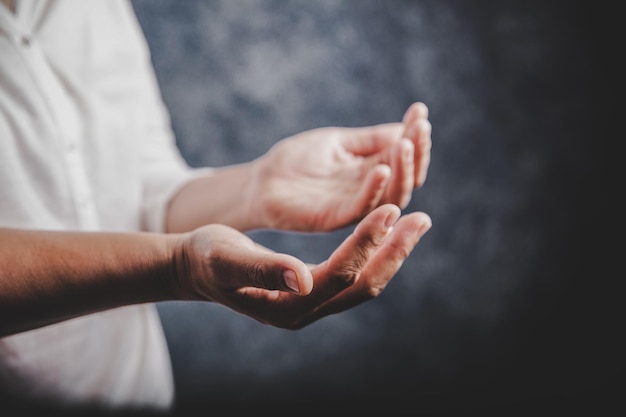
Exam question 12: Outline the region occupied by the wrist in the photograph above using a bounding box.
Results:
[166,162,265,233]
[164,233,188,300]
[243,156,270,230]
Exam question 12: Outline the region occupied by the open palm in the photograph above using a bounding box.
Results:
[249,103,431,231]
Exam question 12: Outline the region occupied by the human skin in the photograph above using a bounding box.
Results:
[0,0,13,13]
[166,102,432,233]
[0,102,432,336]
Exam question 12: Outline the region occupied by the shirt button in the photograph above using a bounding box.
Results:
[13,34,32,47]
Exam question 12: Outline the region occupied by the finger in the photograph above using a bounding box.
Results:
[299,211,432,326]
[339,103,426,157]
[402,102,432,187]
[402,101,428,124]
[221,204,402,328]
[297,204,402,311]
[382,138,415,209]
[413,119,432,187]
[218,246,313,295]
[348,163,391,219]
[338,123,404,156]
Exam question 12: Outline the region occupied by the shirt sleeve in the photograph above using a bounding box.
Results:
[115,0,213,233]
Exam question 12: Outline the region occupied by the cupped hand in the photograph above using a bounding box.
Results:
[171,204,431,329]
[248,102,432,232]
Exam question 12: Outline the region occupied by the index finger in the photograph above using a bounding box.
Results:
[296,204,402,312]
[299,211,431,326]
[401,102,432,187]
[338,123,404,156]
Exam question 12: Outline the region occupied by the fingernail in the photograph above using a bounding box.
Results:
[384,211,397,229]
[283,269,299,293]
[418,220,432,237]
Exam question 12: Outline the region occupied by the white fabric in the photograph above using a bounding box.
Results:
[0,0,205,409]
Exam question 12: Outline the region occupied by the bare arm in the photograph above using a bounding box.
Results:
[1,204,431,338]
[165,102,432,234]
[0,228,177,337]
[166,162,260,233]
[1,0,15,13]
[1,102,433,336]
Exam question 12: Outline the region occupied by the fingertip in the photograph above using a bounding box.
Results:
[415,102,429,118]
[371,163,392,197]
[415,212,432,237]
[396,211,431,236]
[383,204,402,228]
[415,167,429,189]
[399,193,413,211]
[402,102,429,124]
[282,269,300,293]
[377,163,392,182]
[355,203,401,238]
[417,118,432,137]
[299,270,314,295]
[368,163,391,201]
[378,202,402,216]
[413,121,431,187]
[283,268,313,295]
[415,149,431,188]
[367,163,392,189]
[352,164,393,222]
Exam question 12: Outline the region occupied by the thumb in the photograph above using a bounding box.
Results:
[229,248,313,295]
[181,224,313,300]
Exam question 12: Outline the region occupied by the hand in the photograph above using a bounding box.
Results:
[248,102,432,232]
[171,204,431,329]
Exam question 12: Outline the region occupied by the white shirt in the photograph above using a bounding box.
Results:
[0,0,203,409]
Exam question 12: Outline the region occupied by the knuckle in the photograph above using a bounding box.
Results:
[339,266,361,286]
[386,244,411,264]
[364,282,387,299]
[357,228,387,250]
[249,262,268,288]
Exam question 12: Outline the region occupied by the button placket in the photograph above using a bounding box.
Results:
[15,33,99,231]
[18,33,31,46]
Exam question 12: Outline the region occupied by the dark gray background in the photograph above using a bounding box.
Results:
[129,0,615,415]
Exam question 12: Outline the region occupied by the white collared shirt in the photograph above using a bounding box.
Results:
[0,0,203,408]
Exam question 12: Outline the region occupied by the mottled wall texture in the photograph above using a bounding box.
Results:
[131,0,613,414]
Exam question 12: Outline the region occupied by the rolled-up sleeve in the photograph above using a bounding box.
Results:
[117,1,212,233]
[137,94,212,233]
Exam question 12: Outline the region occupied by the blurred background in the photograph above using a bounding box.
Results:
[130,0,614,414]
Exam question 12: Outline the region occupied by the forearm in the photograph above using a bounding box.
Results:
[0,228,178,337]
[166,162,260,233]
